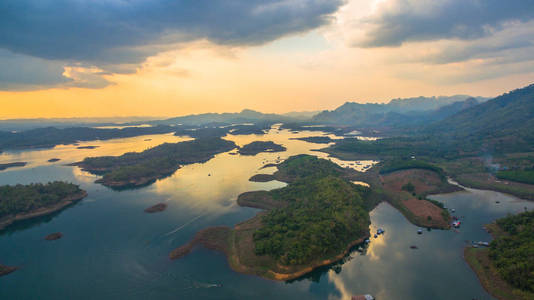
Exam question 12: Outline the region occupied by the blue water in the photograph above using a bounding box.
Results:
[1,130,532,299]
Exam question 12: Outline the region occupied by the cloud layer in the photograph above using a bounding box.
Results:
[357,0,534,47]
[0,0,343,89]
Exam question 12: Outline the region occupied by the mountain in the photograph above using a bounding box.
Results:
[0,117,159,131]
[312,95,484,129]
[427,84,534,152]
[387,95,486,113]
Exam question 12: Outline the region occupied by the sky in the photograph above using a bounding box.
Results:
[1,0,533,119]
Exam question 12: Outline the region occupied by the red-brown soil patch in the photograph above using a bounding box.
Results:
[381,169,454,228]
[169,226,231,260]
[0,265,17,277]
[403,199,447,227]
[382,169,449,194]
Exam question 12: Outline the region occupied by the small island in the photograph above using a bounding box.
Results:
[0,162,27,171]
[75,137,236,189]
[45,232,63,240]
[0,182,87,230]
[0,264,17,277]
[47,158,61,163]
[464,211,534,300]
[171,155,377,280]
[290,136,334,144]
[248,174,276,182]
[238,141,286,156]
[144,203,167,213]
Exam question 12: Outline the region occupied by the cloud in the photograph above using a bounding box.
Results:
[356,0,534,47]
[0,49,72,90]
[0,0,343,90]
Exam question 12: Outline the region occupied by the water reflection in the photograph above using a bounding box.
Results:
[0,133,192,169]
[2,125,529,299]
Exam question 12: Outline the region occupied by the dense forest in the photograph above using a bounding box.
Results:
[489,211,534,292]
[0,182,84,218]
[497,170,534,185]
[252,155,373,265]
[254,176,370,265]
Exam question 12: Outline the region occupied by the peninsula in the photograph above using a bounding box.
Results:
[170,155,379,280]
[0,162,27,171]
[75,137,236,189]
[0,182,87,231]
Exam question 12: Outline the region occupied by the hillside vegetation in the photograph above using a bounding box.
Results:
[0,182,84,219]
[490,211,534,292]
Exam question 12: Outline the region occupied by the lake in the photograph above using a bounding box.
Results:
[1,127,532,299]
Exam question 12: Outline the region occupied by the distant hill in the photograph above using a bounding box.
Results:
[0,116,160,131]
[281,111,320,120]
[151,109,294,126]
[312,95,485,129]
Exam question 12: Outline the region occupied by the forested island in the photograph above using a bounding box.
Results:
[237,141,286,156]
[465,211,534,300]
[75,137,236,189]
[170,155,380,280]
[0,182,87,230]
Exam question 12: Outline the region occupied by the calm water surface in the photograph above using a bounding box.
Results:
[0,127,532,299]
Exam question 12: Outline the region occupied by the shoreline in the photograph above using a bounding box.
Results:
[170,224,369,281]
[463,223,533,300]
[249,235,369,281]
[0,191,88,231]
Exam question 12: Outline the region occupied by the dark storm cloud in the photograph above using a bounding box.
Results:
[0,0,343,65]
[358,0,534,47]
[0,49,73,90]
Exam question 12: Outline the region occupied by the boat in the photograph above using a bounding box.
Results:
[374,234,378,238]
[452,220,461,228]
[352,295,375,300]
[417,229,423,234]
[377,228,384,235]
[410,245,418,249]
